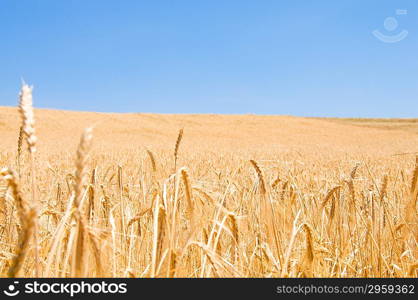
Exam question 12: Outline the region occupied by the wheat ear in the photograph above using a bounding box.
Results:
[250,160,266,194]
[16,126,23,178]
[174,128,183,170]
[181,168,193,219]
[146,149,157,172]
[18,84,37,154]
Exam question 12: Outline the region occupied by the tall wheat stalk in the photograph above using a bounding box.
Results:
[71,127,93,277]
[17,83,40,277]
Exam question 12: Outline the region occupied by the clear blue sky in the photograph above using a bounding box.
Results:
[1,0,417,117]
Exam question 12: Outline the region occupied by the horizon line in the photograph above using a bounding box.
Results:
[1,105,417,120]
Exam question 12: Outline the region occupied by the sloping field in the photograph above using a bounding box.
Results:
[0,106,417,278]
[1,106,417,156]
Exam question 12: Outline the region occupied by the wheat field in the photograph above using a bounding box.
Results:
[0,86,417,278]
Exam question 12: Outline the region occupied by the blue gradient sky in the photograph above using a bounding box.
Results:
[1,0,417,117]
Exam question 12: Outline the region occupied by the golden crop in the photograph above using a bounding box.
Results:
[0,86,416,277]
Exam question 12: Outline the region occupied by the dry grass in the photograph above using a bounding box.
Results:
[0,87,417,278]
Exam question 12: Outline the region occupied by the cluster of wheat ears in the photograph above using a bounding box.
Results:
[0,83,416,278]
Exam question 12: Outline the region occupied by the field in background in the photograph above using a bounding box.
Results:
[322,117,418,135]
[0,106,417,277]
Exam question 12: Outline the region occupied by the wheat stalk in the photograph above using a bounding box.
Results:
[302,224,314,265]
[181,168,193,219]
[321,186,341,210]
[146,149,157,173]
[7,209,35,278]
[71,127,93,277]
[250,160,266,195]
[74,128,93,208]
[0,168,35,277]
[16,126,23,178]
[17,83,40,276]
[174,128,183,170]
[1,168,27,225]
[405,156,418,249]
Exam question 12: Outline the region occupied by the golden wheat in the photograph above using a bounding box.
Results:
[0,83,416,278]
